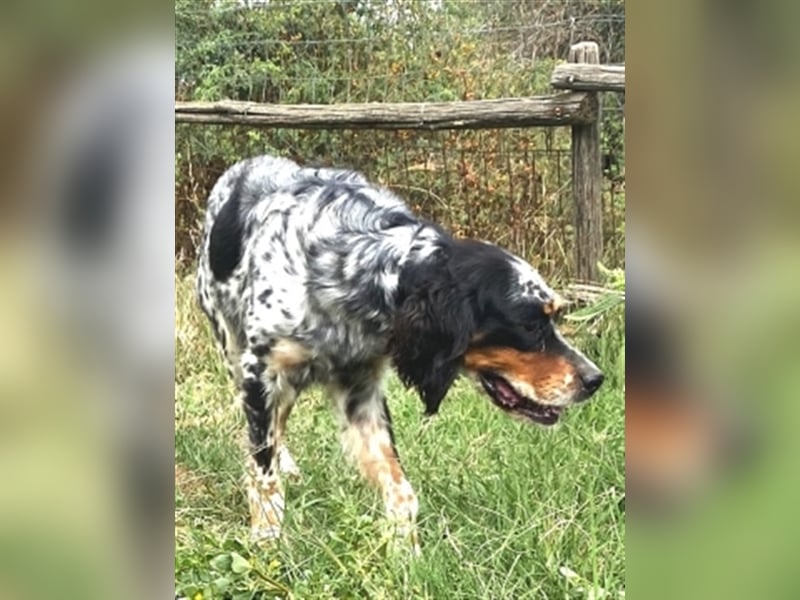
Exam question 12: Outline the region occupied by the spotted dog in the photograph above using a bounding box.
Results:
[196,155,604,553]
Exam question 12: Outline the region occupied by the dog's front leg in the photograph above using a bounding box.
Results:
[332,369,421,555]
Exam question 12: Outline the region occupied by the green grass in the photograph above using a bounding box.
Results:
[175,274,625,599]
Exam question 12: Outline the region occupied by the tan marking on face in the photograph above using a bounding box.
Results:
[463,347,579,404]
[542,295,566,316]
[270,338,312,371]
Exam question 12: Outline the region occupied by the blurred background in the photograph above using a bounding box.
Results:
[627,1,800,598]
[0,1,172,599]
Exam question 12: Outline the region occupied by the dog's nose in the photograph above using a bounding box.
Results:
[580,370,605,397]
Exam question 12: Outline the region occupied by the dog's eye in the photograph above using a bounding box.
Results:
[523,316,548,334]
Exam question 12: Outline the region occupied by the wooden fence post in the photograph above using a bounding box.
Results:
[569,42,602,283]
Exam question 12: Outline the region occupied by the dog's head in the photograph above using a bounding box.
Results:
[393,239,603,424]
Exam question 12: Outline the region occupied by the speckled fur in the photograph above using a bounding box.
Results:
[195,154,602,551]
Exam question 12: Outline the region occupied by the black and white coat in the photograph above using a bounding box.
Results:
[196,155,604,552]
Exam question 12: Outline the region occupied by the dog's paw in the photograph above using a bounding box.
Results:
[381,518,421,557]
[277,446,302,480]
[250,523,282,544]
[246,476,285,544]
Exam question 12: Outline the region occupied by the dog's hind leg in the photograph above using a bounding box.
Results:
[274,393,301,480]
[239,349,293,542]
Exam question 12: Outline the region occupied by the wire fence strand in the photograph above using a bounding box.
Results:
[175,0,625,281]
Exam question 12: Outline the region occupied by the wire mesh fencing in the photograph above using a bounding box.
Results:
[175,0,625,281]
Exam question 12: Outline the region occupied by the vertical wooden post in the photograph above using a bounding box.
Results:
[570,41,602,283]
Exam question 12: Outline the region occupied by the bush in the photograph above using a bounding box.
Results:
[175,0,625,280]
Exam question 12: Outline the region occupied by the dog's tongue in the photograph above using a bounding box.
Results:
[494,377,521,407]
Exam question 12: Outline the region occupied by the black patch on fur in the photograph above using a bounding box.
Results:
[289,178,324,199]
[258,289,273,304]
[392,244,476,415]
[444,239,571,358]
[345,279,387,317]
[392,238,563,415]
[251,344,272,356]
[343,385,372,423]
[338,365,384,423]
[382,396,398,455]
[381,211,416,230]
[317,182,344,207]
[241,365,274,470]
[209,175,248,281]
[339,370,398,457]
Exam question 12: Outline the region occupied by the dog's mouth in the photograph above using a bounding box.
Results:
[478,373,563,426]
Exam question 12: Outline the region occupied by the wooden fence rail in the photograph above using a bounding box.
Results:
[551,63,625,93]
[175,93,596,130]
[175,41,624,283]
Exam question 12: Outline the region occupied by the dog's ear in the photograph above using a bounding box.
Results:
[392,251,474,415]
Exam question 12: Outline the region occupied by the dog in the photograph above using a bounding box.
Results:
[196,155,604,553]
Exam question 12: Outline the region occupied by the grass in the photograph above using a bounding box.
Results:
[175,273,625,599]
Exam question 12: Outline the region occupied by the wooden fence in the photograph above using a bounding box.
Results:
[175,41,624,283]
